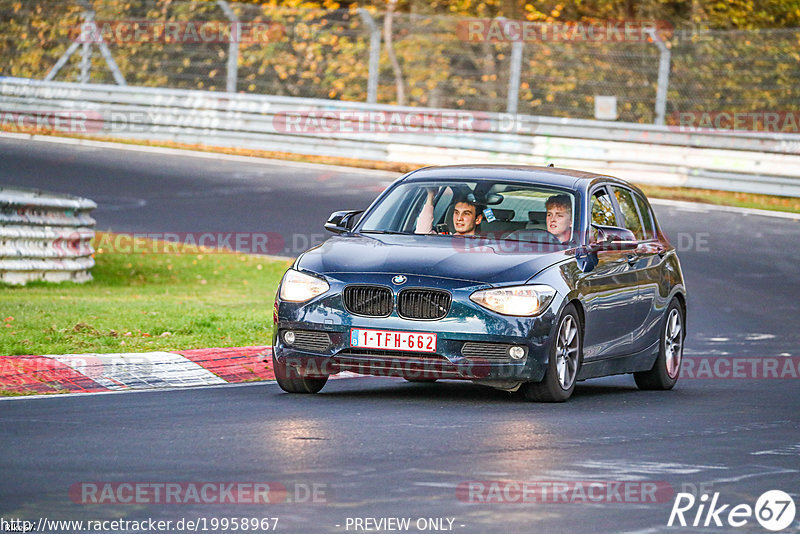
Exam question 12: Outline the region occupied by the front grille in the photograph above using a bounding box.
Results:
[398,289,451,320]
[461,342,522,360]
[343,285,393,317]
[286,330,331,351]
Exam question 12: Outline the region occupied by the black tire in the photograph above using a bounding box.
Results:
[522,303,582,402]
[634,299,684,390]
[272,354,328,394]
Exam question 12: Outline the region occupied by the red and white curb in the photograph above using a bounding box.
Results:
[1,346,275,394]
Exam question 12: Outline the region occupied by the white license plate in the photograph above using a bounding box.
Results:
[350,328,437,353]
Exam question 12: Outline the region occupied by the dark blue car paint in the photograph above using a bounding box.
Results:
[273,165,687,387]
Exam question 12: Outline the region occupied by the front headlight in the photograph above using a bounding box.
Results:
[470,284,556,316]
[279,269,330,302]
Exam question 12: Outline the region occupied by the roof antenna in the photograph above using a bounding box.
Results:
[548,163,555,167]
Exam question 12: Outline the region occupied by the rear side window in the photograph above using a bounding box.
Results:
[612,187,645,240]
[632,192,656,240]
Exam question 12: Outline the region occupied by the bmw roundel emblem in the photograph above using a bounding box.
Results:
[392,275,407,285]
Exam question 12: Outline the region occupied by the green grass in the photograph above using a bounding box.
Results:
[638,184,800,215]
[0,233,291,356]
[0,388,69,396]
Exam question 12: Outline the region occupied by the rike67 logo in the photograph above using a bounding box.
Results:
[668,490,796,531]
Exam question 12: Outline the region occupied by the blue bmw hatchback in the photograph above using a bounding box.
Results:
[272,165,687,402]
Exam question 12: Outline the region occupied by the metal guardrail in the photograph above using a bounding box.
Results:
[0,186,96,285]
[2,77,800,197]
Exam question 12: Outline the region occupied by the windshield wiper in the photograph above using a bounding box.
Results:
[359,230,414,236]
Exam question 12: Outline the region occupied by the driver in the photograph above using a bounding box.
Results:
[416,188,484,236]
[545,194,572,244]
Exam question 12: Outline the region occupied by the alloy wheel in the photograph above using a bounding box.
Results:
[664,308,683,378]
[556,314,579,389]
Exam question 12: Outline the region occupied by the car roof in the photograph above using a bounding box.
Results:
[400,164,635,194]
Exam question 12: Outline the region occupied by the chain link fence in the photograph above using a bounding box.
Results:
[1,0,798,125]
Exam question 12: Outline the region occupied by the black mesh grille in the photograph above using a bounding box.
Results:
[397,289,451,320]
[461,342,526,360]
[286,330,331,352]
[343,285,393,317]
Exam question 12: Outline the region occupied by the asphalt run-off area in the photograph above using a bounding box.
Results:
[1,137,799,533]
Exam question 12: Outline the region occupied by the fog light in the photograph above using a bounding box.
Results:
[283,330,295,345]
[508,346,525,360]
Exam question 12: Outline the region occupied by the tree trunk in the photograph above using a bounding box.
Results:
[383,0,407,106]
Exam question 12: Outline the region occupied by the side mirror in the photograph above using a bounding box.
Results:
[589,224,638,251]
[324,210,363,234]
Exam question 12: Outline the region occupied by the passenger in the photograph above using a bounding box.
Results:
[545,194,573,243]
[416,188,484,236]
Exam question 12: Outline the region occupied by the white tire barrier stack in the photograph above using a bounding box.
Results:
[0,187,96,285]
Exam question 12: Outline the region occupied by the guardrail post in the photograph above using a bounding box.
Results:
[45,43,80,82]
[79,15,92,84]
[648,28,671,126]
[357,9,381,104]
[506,40,523,114]
[93,15,127,86]
[217,0,240,93]
[45,7,126,85]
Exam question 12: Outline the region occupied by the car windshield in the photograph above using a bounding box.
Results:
[359,180,577,245]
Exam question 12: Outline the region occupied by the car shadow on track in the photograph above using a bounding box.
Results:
[264,375,663,405]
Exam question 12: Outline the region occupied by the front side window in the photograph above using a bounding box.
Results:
[591,189,616,225]
[589,188,617,242]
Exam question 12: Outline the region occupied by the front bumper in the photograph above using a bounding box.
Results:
[273,273,560,383]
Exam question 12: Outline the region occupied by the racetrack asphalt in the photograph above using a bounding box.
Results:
[1,136,799,533]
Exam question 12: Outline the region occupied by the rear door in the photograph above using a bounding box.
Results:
[623,188,668,352]
[607,186,661,353]
[578,186,640,360]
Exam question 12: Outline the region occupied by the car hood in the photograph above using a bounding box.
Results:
[295,233,570,285]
